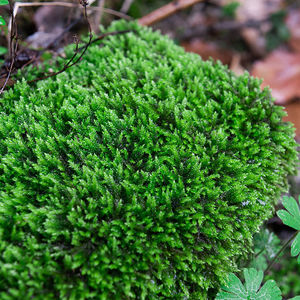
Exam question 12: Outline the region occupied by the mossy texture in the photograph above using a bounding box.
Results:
[0,21,298,299]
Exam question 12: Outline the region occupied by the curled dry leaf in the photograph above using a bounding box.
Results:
[286,9,300,53]
[252,50,300,104]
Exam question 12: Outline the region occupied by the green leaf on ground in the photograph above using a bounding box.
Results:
[222,1,240,18]
[0,0,9,5]
[0,46,7,55]
[277,196,300,263]
[216,268,282,300]
[0,16,5,25]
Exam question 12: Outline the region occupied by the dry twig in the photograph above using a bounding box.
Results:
[29,3,93,83]
[11,1,132,22]
[76,30,131,52]
[1,0,202,93]
[138,0,204,26]
[1,0,17,94]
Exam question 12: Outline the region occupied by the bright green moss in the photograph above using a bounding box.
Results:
[0,20,298,299]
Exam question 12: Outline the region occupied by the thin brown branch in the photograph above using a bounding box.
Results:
[138,0,204,26]
[0,41,17,94]
[77,30,131,52]
[29,4,93,84]
[12,2,132,21]
[1,0,17,94]
[264,230,299,275]
[28,29,131,84]
[8,0,15,59]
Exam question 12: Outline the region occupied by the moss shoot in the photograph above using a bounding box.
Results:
[0,21,298,299]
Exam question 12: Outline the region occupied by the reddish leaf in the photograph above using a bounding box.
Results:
[181,39,233,64]
[252,50,300,104]
[283,101,300,140]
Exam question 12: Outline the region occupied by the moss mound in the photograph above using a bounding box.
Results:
[0,21,297,299]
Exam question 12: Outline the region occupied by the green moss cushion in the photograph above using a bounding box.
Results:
[0,20,297,299]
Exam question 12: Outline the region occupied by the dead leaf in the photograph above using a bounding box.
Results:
[34,6,70,33]
[230,53,245,75]
[26,6,75,49]
[181,39,234,64]
[286,9,300,52]
[252,49,300,104]
[0,77,15,88]
[283,101,300,140]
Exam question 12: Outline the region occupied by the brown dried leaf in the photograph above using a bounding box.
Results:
[26,6,73,49]
[0,77,15,88]
[252,50,300,104]
[34,6,69,32]
[230,53,245,75]
[181,39,233,64]
[286,9,300,53]
[283,101,300,140]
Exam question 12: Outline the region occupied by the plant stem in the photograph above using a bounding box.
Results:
[255,248,265,258]
[0,0,16,94]
[264,230,299,275]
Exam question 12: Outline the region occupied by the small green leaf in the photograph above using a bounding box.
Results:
[291,233,300,263]
[256,280,282,300]
[221,273,247,296]
[0,46,7,55]
[0,0,8,5]
[289,297,300,300]
[222,1,240,18]
[216,268,282,300]
[277,196,300,263]
[244,268,263,295]
[277,196,300,230]
[0,16,5,25]
[249,228,282,271]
